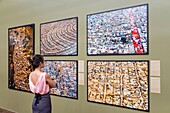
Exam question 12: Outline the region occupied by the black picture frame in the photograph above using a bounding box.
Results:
[43,60,78,99]
[87,60,150,112]
[87,4,149,55]
[8,24,35,92]
[40,17,78,56]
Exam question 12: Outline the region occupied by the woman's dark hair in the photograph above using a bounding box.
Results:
[31,54,44,70]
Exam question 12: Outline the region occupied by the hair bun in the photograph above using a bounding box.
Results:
[30,59,34,65]
[31,54,44,70]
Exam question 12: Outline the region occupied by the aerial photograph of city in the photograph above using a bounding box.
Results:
[87,4,148,55]
[88,60,149,111]
[43,60,78,99]
[8,24,34,91]
[40,17,78,56]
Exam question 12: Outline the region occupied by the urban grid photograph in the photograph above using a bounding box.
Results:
[87,5,148,55]
[88,61,149,111]
[43,61,78,99]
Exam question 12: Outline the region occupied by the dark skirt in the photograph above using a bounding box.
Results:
[32,93,51,113]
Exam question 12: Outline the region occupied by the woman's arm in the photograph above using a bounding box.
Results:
[45,73,56,88]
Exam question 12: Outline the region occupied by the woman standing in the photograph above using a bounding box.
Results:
[29,54,55,113]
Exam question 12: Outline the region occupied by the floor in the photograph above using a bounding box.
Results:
[0,108,15,113]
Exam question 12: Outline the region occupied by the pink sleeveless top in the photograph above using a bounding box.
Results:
[29,72,50,94]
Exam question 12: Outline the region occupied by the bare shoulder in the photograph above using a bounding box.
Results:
[30,72,35,78]
[30,72,41,79]
[31,71,37,76]
[30,71,34,76]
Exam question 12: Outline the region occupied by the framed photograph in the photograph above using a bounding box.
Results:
[87,4,148,55]
[87,60,149,112]
[8,24,35,92]
[40,17,78,56]
[43,60,78,99]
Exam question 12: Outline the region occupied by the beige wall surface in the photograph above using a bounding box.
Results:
[0,0,170,113]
